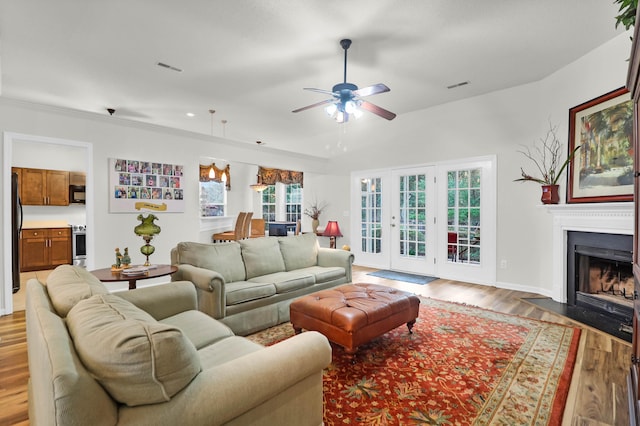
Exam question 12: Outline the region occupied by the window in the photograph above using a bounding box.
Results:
[360,177,382,254]
[200,180,226,217]
[398,173,426,257]
[447,168,481,264]
[261,183,302,223]
[285,183,302,222]
[261,185,276,222]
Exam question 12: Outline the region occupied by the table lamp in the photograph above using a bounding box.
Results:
[323,220,343,249]
[133,214,161,266]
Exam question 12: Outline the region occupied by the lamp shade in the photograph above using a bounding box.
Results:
[323,221,343,238]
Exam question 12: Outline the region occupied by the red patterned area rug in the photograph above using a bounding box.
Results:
[247,298,581,425]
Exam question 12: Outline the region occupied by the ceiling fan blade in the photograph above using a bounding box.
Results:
[292,98,335,113]
[353,83,390,98]
[303,87,337,96]
[360,100,397,120]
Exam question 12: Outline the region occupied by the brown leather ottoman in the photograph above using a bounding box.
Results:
[290,283,420,358]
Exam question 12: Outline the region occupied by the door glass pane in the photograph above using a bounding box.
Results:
[360,178,382,254]
[447,169,481,264]
[398,173,427,259]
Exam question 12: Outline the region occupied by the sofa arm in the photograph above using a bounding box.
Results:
[116,281,197,320]
[317,247,354,281]
[171,264,226,319]
[119,331,331,425]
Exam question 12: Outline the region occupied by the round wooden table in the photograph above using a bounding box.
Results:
[90,264,178,290]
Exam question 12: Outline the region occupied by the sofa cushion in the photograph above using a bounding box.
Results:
[159,310,235,350]
[198,336,264,369]
[240,238,286,279]
[66,294,201,407]
[176,241,246,283]
[248,271,316,293]
[226,281,277,305]
[278,233,319,271]
[297,266,346,283]
[45,265,109,317]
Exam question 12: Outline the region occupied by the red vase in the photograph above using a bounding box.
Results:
[541,184,560,204]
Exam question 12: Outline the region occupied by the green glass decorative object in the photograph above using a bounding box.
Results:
[134,214,161,266]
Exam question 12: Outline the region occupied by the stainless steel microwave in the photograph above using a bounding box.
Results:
[69,185,86,204]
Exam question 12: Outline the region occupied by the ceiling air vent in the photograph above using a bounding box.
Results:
[447,81,470,89]
[156,62,183,72]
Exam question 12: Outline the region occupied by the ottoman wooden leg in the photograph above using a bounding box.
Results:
[407,319,416,334]
[344,346,358,364]
[293,325,302,335]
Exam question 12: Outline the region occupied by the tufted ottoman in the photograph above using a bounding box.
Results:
[290,283,420,358]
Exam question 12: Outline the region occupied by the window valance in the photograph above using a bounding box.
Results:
[258,166,303,187]
[199,163,231,190]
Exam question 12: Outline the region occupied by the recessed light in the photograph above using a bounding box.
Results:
[186,112,195,117]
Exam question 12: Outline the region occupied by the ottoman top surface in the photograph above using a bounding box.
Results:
[291,283,420,330]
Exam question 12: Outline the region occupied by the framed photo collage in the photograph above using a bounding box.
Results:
[109,158,185,213]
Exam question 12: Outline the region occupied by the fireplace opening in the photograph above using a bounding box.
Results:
[567,231,633,334]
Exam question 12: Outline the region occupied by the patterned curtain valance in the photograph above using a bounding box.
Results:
[199,163,231,190]
[258,166,303,187]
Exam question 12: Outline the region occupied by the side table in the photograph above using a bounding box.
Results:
[90,264,178,290]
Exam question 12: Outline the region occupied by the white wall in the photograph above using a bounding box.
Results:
[328,32,633,295]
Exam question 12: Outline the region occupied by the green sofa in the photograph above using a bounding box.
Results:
[171,233,354,335]
[26,265,331,426]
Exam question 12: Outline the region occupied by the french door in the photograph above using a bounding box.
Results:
[351,157,496,285]
[390,167,435,275]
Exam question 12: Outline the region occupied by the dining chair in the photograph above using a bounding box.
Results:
[447,232,458,261]
[212,212,247,242]
[240,212,253,239]
[250,218,266,238]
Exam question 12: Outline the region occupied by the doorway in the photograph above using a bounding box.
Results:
[2,132,93,315]
[350,156,496,285]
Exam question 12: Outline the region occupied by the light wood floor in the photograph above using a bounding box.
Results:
[0,266,632,425]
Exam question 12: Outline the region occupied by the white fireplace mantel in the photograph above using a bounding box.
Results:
[544,202,634,302]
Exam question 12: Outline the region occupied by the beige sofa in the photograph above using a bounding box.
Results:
[171,233,354,335]
[26,265,331,426]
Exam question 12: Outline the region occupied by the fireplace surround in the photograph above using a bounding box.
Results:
[545,202,633,303]
[566,230,633,321]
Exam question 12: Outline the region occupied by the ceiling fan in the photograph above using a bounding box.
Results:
[292,39,396,122]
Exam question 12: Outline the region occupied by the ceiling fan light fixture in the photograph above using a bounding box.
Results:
[344,100,358,114]
[292,38,396,121]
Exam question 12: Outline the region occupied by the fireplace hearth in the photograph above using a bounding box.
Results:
[567,231,633,333]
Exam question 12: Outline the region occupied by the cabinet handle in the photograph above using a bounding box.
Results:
[33,232,38,236]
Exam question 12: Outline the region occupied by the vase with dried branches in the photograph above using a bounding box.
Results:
[514,123,580,204]
[304,201,327,233]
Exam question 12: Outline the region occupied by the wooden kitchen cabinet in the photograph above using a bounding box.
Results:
[20,227,72,272]
[14,167,69,206]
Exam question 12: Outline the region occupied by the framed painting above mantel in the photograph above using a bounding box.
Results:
[567,87,634,203]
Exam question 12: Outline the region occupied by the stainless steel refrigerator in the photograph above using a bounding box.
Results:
[12,172,22,293]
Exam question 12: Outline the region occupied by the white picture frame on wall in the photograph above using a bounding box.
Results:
[109,158,185,213]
